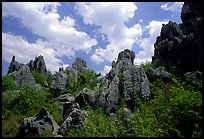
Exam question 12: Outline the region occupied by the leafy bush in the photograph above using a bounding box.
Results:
[2,75,16,91]
[66,69,100,96]
[31,70,47,86]
[66,108,118,137]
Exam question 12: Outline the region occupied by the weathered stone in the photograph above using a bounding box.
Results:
[123,108,132,119]
[152,2,202,72]
[75,88,97,108]
[27,55,48,75]
[7,56,24,74]
[63,102,80,121]
[8,65,36,88]
[58,94,75,103]
[105,76,119,112]
[51,70,68,93]
[58,116,72,135]
[95,49,150,112]
[184,71,202,81]
[58,102,82,135]
[72,57,87,73]
[147,67,172,82]
[20,107,59,136]
[43,81,49,88]
[117,49,135,65]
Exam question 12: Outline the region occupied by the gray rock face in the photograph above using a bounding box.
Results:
[58,102,82,135]
[7,56,24,74]
[51,70,68,92]
[44,81,49,88]
[72,57,87,73]
[27,55,48,75]
[117,49,135,65]
[147,67,172,82]
[20,107,59,136]
[50,58,88,94]
[152,2,202,72]
[8,64,36,88]
[96,49,150,112]
[75,88,97,107]
[58,94,75,103]
[184,71,202,81]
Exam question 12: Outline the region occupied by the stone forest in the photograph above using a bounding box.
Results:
[2,2,202,137]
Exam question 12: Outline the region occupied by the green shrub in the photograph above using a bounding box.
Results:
[141,60,160,73]
[66,69,100,96]
[66,108,117,137]
[2,75,16,91]
[31,70,46,86]
[5,84,49,116]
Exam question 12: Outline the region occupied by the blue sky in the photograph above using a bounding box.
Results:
[2,2,183,76]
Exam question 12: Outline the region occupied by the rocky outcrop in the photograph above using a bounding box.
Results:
[7,56,24,74]
[147,67,172,82]
[183,71,202,90]
[27,55,48,75]
[152,2,202,72]
[58,93,75,103]
[8,64,36,88]
[75,88,97,108]
[50,70,68,94]
[19,107,59,137]
[95,49,150,112]
[58,102,84,135]
[72,57,87,73]
[50,58,87,94]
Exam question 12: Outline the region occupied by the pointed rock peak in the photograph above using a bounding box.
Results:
[7,56,24,74]
[12,56,15,62]
[117,49,135,65]
[72,57,87,72]
[27,55,47,75]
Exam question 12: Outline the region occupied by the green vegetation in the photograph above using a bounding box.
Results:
[2,75,16,91]
[2,63,202,137]
[66,69,101,96]
[2,83,62,137]
[141,60,161,73]
[31,70,54,86]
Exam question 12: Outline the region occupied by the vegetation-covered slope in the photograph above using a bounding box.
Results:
[2,63,202,137]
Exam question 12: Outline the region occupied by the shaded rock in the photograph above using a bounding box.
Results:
[105,76,119,112]
[117,49,135,65]
[152,2,202,72]
[54,135,63,137]
[51,70,68,94]
[72,57,87,73]
[123,108,132,119]
[63,102,80,121]
[184,71,202,81]
[43,81,49,88]
[20,107,59,136]
[58,102,82,135]
[58,116,72,135]
[7,56,24,74]
[96,49,150,112]
[58,94,75,103]
[27,55,48,75]
[75,88,97,108]
[147,67,172,82]
[8,64,36,88]
[108,113,115,121]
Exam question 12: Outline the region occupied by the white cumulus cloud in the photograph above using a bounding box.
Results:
[101,65,111,76]
[2,32,64,73]
[2,2,97,60]
[161,2,184,12]
[134,20,168,65]
[76,2,142,64]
